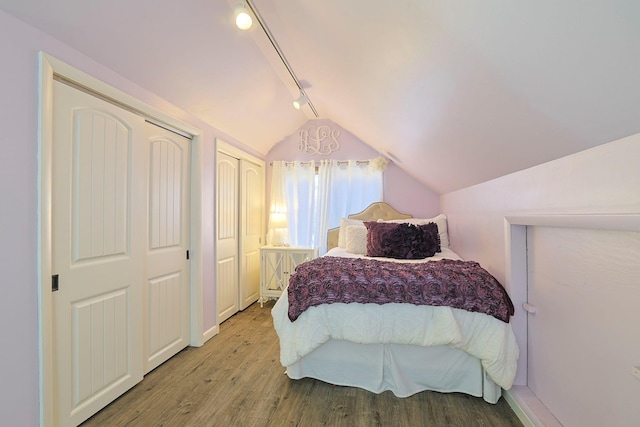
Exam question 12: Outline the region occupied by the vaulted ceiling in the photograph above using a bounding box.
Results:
[2,0,639,193]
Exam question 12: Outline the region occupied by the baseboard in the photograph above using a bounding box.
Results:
[191,324,219,347]
[504,387,536,427]
[504,386,562,427]
[203,324,219,343]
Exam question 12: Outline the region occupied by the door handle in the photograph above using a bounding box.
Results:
[522,302,537,314]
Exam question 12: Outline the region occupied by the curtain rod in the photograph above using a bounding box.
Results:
[269,160,371,166]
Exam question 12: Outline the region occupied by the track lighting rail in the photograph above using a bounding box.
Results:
[244,0,319,117]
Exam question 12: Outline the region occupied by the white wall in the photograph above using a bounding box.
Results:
[0,10,253,424]
[441,132,640,422]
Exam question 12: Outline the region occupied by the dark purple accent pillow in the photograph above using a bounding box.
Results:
[364,221,441,259]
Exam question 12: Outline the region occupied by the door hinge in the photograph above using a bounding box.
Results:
[52,274,59,292]
[186,250,190,260]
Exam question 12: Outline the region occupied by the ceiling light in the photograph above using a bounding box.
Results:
[234,3,253,30]
[293,92,308,110]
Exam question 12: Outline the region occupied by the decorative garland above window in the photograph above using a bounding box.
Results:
[299,125,341,156]
[372,156,389,171]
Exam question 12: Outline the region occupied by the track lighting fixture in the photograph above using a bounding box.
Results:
[292,92,308,110]
[233,0,318,116]
[234,1,253,30]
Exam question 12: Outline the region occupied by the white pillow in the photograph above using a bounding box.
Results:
[345,224,368,255]
[338,218,364,248]
[382,214,450,248]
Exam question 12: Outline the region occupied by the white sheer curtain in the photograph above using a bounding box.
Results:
[326,160,383,232]
[283,161,317,247]
[268,159,383,253]
[267,161,289,246]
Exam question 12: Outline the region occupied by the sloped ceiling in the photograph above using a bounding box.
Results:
[2,0,639,193]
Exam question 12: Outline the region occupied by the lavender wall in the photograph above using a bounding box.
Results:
[0,12,41,425]
[0,10,250,424]
[265,119,441,219]
[441,133,640,423]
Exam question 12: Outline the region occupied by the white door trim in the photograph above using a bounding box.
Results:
[38,52,205,426]
[216,139,266,313]
[217,139,264,166]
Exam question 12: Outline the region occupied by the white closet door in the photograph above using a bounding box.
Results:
[527,226,640,427]
[217,152,240,323]
[144,123,191,373]
[52,80,145,426]
[239,160,263,309]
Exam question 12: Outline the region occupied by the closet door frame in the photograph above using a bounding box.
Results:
[216,140,265,314]
[38,53,205,426]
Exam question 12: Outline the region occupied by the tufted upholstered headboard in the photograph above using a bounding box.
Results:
[326,202,413,251]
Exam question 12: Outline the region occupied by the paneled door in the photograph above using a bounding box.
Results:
[239,159,263,309]
[52,80,145,426]
[527,226,640,427]
[217,152,240,323]
[144,123,191,373]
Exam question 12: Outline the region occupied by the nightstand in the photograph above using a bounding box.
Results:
[259,246,319,307]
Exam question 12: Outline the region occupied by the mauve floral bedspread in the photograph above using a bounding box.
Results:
[287,256,515,323]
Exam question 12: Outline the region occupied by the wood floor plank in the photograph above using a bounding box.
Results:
[82,301,523,427]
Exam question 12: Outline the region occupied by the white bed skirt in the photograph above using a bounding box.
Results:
[285,339,502,404]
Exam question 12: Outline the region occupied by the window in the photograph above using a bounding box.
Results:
[269,159,383,253]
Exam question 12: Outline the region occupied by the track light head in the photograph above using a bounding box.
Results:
[292,92,308,110]
[234,4,253,30]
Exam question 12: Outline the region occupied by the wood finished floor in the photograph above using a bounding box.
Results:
[82,301,523,427]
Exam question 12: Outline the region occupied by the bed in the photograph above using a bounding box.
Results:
[271,202,519,404]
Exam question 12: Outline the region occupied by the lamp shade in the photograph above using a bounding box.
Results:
[269,212,287,229]
[269,212,288,246]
